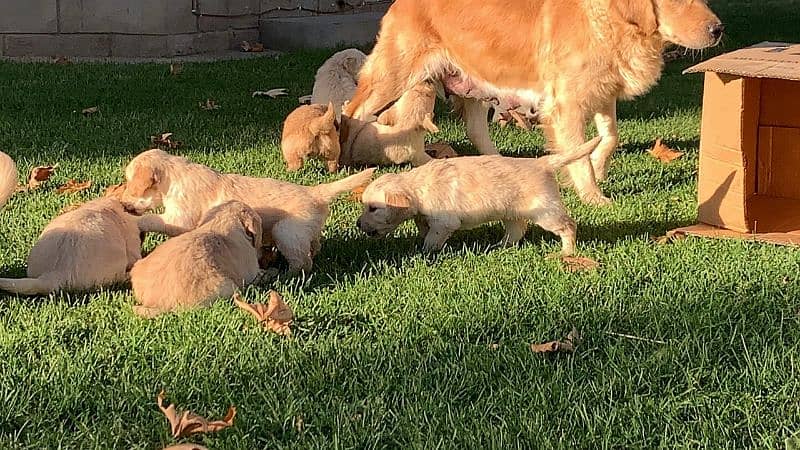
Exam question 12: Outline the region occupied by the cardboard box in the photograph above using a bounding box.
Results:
[673,42,800,245]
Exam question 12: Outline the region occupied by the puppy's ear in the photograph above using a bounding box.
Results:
[421,114,440,133]
[238,208,263,250]
[612,0,657,35]
[126,165,159,196]
[385,190,412,209]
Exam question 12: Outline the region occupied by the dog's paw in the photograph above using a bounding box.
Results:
[580,192,613,206]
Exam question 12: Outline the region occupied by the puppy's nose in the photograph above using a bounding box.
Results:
[708,22,724,41]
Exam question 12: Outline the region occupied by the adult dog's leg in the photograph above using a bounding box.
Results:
[590,101,619,182]
[461,97,499,155]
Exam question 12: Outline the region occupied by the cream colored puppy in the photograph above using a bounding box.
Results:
[357,137,602,254]
[311,48,367,117]
[342,81,440,167]
[121,149,375,273]
[0,197,143,295]
[0,151,17,209]
[130,201,263,318]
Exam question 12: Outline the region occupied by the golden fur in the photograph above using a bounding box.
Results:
[281,102,340,172]
[0,151,17,209]
[357,137,602,254]
[121,149,375,273]
[0,197,142,295]
[342,81,440,167]
[130,201,263,318]
[311,48,367,117]
[344,0,721,204]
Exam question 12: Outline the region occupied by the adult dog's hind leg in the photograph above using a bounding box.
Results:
[590,101,619,182]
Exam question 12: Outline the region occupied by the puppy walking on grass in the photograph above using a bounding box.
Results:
[0,151,17,209]
[357,137,602,255]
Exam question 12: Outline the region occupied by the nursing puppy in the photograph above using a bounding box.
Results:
[357,137,602,254]
[281,102,340,172]
[130,201,262,318]
[0,196,142,295]
[343,81,440,167]
[121,149,375,273]
[0,151,17,209]
[311,48,367,117]
[344,0,722,205]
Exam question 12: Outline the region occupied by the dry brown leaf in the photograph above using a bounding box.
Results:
[653,230,687,245]
[561,256,600,273]
[53,56,72,65]
[425,142,459,159]
[234,291,294,336]
[648,138,684,163]
[488,343,500,350]
[162,445,209,450]
[81,106,98,116]
[199,99,220,111]
[169,63,183,76]
[349,184,367,202]
[157,391,236,439]
[22,164,58,190]
[252,88,288,98]
[151,132,183,149]
[240,41,265,52]
[298,95,313,104]
[294,415,304,433]
[531,327,581,354]
[56,179,92,194]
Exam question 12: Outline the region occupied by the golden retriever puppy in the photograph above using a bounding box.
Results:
[0,197,142,295]
[281,102,340,172]
[311,48,367,117]
[342,81,440,167]
[121,149,375,273]
[344,0,722,205]
[357,137,602,254]
[130,201,262,318]
[0,151,17,209]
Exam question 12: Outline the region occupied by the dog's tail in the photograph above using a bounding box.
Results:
[0,274,59,296]
[309,168,377,203]
[539,137,602,171]
[0,151,18,209]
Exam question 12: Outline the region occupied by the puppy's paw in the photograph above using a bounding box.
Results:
[580,191,612,206]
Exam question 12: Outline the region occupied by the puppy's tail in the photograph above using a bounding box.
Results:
[540,137,602,171]
[0,151,18,209]
[0,275,59,296]
[309,168,377,203]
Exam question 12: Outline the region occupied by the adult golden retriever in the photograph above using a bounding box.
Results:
[344,0,722,204]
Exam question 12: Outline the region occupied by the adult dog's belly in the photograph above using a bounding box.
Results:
[441,68,543,119]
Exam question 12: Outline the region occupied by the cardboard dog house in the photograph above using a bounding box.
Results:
[672,42,800,245]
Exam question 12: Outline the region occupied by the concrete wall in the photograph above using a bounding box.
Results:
[0,0,390,57]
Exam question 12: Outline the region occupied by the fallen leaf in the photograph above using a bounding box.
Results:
[531,327,581,354]
[240,41,265,52]
[150,132,183,149]
[488,343,500,350]
[163,445,208,450]
[294,415,304,433]
[298,95,312,104]
[234,291,294,336]
[169,63,183,76]
[157,391,236,439]
[349,184,366,202]
[60,202,84,213]
[81,106,98,116]
[199,99,220,111]
[425,142,459,159]
[56,179,92,194]
[648,138,684,163]
[22,164,58,190]
[653,230,687,245]
[561,256,600,273]
[252,88,288,98]
[53,56,72,65]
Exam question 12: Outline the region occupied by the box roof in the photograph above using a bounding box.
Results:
[684,42,800,81]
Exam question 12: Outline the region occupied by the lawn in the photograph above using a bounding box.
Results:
[1,2,800,449]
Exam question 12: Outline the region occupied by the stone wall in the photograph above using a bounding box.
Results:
[0,0,390,57]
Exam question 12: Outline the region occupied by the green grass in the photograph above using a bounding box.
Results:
[2,2,800,448]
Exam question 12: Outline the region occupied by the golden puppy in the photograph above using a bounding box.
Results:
[281,102,340,172]
[130,201,263,318]
[121,149,375,273]
[0,197,142,295]
[311,48,367,117]
[0,151,17,209]
[342,81,440,167]
[357,137,602,254]
[344,0,722,205]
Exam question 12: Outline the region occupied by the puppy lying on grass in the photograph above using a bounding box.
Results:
[130,201,263,318]
[122,149,375,274]
[0,194,143,295]
[281,102,340,172]
[0,151,17,209]
[342,81,441,167]
[357,137,602,254]
[310,48,367,118]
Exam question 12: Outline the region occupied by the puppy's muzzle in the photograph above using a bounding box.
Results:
[357,217,379,237]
